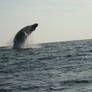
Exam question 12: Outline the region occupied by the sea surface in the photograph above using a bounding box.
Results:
[0,39,92,92]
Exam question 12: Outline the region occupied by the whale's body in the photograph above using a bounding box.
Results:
[13,23,38,49]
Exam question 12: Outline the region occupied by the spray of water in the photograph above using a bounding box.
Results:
[23,35,42,49]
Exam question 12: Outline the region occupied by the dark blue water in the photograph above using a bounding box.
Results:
[0,39,92,92]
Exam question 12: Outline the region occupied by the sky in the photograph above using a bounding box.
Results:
[0,0,92,46]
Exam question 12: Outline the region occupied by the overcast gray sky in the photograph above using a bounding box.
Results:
[0,0,92,46]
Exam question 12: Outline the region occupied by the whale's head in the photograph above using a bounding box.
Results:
[31,23,38,31]
[22,23,38,35]
[28,23,38,32]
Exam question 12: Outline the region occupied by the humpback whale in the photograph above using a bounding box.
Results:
[13,23,38,49]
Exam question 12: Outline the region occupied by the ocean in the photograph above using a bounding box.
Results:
[0,39,92,92]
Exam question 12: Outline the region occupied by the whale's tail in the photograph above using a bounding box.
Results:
[13,23,38,49]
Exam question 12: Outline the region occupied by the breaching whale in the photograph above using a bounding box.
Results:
[13,23,38,49]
